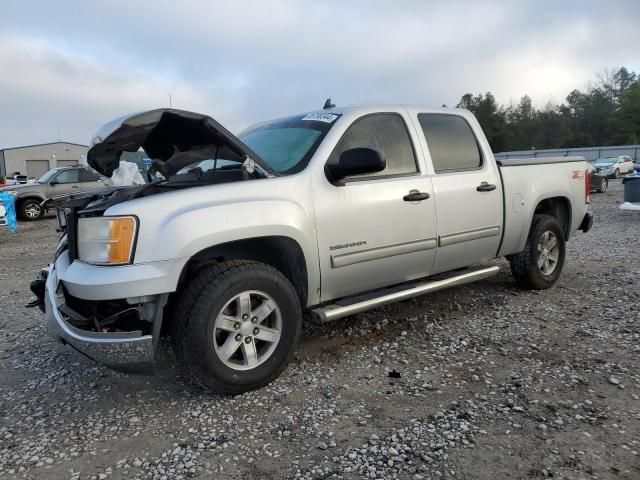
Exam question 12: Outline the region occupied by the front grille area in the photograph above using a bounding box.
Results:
[61,287,152,335]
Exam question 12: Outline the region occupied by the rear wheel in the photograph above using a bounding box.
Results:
[509,214,566,290]
[19,199,43,220]
[172,260,301,394]
[597,177,608,193]
[614,169,620,179]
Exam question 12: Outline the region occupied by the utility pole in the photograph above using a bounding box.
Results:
[56,125,61,142]
[169,94,172,108]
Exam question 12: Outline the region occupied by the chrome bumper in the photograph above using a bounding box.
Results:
[44,264,155,372]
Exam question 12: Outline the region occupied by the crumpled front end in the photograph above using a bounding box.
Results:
[34,250,171,373]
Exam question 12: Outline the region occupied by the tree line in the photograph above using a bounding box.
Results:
[455,67,640,153]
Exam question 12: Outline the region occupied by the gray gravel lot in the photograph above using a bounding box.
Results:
[1,181,639,480]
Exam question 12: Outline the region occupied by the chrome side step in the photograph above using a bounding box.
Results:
[311,265,499,324]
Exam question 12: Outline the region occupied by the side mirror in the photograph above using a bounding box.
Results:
[327,147,386,183]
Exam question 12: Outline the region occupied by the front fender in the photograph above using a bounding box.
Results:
[105,177,320,304]
[15,192,46,203]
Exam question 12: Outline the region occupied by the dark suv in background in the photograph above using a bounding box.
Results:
[0,166,106,220]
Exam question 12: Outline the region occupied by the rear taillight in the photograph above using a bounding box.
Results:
[585,169,591,204]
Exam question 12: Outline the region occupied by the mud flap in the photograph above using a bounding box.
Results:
[27,269,48,312]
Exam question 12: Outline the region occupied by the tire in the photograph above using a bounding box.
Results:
[172,260,301,394]
[19,199,43,220]
[597,177,608,193]
[614,169,620,179]
[509,214,566,290]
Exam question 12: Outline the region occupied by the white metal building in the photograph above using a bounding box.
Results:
[0,142,88,180]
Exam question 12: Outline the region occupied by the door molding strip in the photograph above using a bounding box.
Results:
[438,225,501,247]
[331,238,437,268]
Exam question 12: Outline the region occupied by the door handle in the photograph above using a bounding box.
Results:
[476,182,496,192]
[403,190,430,201]
[71,185,80,188]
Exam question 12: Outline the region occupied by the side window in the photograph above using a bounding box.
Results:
[418,114,482,173]
[54,169,79,184]
[79,169,100,182]
[329,114,418,179]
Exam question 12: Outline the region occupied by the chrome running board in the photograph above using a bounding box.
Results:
[311,265,499,324]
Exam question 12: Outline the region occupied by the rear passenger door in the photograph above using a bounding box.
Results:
[313,112,437,301]
[416,113,503,274]
[79,168,106,192]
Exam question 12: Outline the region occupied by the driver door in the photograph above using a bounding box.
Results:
[48,169,80,196]
[312,112,437,302]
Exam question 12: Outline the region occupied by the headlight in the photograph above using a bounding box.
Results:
[77,216,138,265]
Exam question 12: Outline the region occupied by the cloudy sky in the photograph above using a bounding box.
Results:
[1,0,639,148]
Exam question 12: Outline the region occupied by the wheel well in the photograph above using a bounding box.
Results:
[178,236,309,306]
[534,197,571,240]
[17,196,45,204]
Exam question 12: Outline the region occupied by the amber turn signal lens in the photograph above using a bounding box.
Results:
[108,217,137,264]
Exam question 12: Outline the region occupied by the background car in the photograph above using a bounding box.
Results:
[586,161,608,193]
[0,166,106,220]
[633,158,640,173]
[591,156,635,178]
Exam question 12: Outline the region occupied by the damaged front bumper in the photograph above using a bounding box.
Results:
[33,252,176,373]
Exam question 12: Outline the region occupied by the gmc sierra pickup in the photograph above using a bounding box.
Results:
[30,105,593,393]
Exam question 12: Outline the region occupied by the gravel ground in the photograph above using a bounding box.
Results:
[1,180,638,480]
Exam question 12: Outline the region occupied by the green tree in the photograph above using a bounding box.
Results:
[457,66,639,152]
[457,92,509,151]
[609,83,640,144]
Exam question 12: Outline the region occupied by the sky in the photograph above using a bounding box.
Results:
[1,0,639,149]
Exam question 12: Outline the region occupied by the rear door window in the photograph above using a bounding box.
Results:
[329,113,418,179]
[418,114,482,173]
[79,169,100,182]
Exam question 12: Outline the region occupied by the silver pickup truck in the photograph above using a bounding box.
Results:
[31,105,593,393]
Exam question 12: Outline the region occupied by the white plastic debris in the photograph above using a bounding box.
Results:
[107,161,146,186]
[619,202,640,211]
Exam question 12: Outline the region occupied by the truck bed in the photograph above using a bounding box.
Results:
[497,155,586,167]
[497,156,588,257]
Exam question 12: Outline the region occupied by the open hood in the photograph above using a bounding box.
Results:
[87,108,276,178]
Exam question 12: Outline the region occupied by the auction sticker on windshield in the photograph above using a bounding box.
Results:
[301,113,339,123]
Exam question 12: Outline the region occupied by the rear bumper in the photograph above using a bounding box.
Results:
[579,212,593,233]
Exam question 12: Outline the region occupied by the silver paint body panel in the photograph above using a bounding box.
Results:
[43,105,590,365]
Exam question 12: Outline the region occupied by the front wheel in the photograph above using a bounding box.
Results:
[19,199,43,220]
[509,214,566,290]
[172,260,301,394]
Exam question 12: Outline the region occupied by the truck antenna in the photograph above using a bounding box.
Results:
[323,98,335,110]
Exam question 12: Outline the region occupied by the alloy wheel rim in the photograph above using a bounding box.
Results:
[537,231,559,276]
[213,290,282,371]
[25,204,41,218]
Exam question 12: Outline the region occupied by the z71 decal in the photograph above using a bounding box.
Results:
[572,170,584,179]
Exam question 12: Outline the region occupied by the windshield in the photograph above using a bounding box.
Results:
[239,113,340,174]
[594,157,617,164]
[164,146,268,184]
[37,169,59,183]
